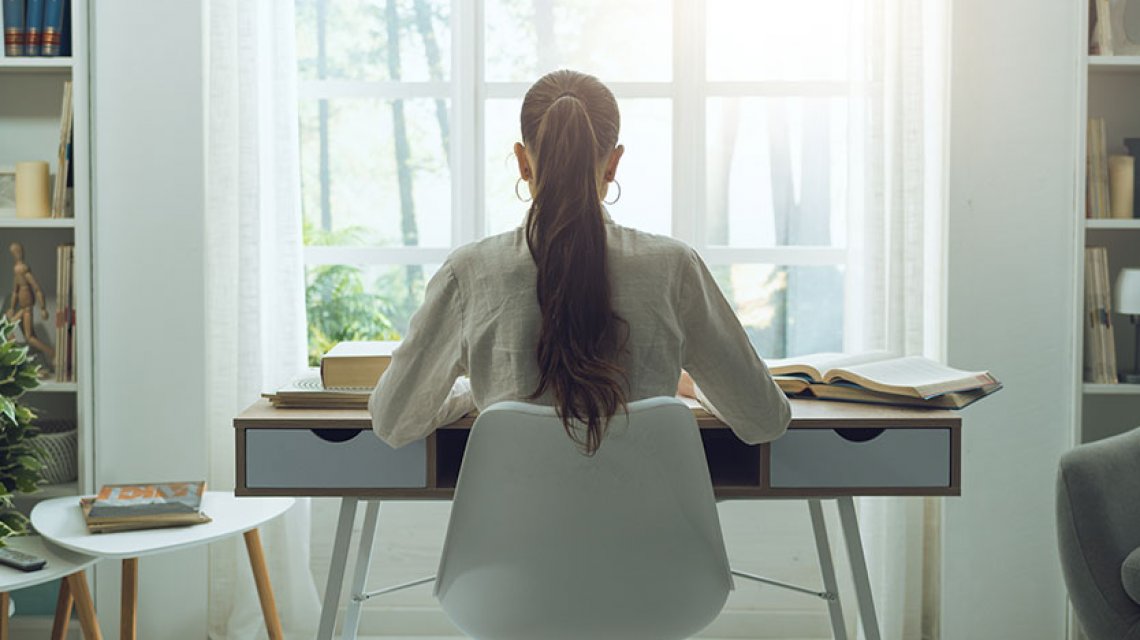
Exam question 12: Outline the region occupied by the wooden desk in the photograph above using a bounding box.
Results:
[233,398,962,640]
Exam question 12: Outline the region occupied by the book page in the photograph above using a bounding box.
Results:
[325,340,401,358]
[766,351,893,381]
[828,356,996,399]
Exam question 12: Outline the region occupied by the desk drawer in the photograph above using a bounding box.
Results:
[244,429,426,489]
[769,428,951,489]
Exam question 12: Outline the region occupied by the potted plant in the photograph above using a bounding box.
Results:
[0,314,44,545]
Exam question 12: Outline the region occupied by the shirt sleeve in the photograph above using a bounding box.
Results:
[679,248,791,444]
[369,261,475,448]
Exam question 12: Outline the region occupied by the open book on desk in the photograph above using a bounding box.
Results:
[767,352,1001,409]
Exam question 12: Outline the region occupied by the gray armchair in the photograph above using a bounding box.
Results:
[1057,427,1140,639]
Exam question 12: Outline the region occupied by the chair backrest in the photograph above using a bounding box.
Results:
[436,396,732,640]
[1056,426,1140,640]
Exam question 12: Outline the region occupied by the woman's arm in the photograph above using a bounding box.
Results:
[369,262,475,448]
[678,249,791,444]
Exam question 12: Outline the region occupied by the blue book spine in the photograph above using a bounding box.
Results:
[40,0,62,56]
[25,0,43,56]
[3,0,25,56]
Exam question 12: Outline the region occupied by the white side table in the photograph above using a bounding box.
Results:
[0,535,100,639]
[32,491,294,640]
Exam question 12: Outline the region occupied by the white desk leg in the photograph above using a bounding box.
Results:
[808,499,848,640]
[342,500,381,640]
[319,497,359,640]
[837,496,881,640]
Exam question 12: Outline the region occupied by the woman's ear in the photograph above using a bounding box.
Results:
[514,142,531,180]
[604,144,625,182]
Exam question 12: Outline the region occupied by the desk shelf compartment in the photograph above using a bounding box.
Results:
[433,429,470,489]
[700,430,762,488]
[242,428,427,491]
[768,427,955,493]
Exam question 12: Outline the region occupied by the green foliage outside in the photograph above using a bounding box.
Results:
[304,221,404,365]
[0,315,45,545]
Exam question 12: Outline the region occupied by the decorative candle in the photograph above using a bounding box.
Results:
[14,161,50,219]
[1109,154,1135,219]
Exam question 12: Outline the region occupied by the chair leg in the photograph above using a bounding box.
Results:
[808,499,848,640]
[837,496,882,640]
[65,571,102,640]
[244,528,284,640]
[318,497,358,640]
[342,500,381,640]
[51,577,73,640]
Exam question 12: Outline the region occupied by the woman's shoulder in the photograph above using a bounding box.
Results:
[606,222,696,263]
[446,227,528,273]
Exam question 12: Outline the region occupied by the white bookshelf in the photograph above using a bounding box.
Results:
[0,0,94,630]
[1075,32,1140,448]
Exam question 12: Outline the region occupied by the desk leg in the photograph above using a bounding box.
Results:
[342,500,381,640]
[51,577,73,640]
[837,497,881,640]
[244,528,284,640]
[1,591,8,640]
[121,558,138,640]
[318,496,359,640]
[808,499,847,640]
[65,570,102,640]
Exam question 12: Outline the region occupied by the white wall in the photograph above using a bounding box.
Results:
[942,0,1078,637]
[91,1,209,637]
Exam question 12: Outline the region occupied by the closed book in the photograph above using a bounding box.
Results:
[320,340,400,389]
[24,0,43,55]
[80,497,211,533]
[266,371,371,409]
[87,481,206,520]
[40,0,63,56]
[3,0,24,56]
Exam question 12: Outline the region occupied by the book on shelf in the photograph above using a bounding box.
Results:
[39,0,63,56]
[52,79,72,218]
[82,481,210,533]
[264,370,371,409]
[23,0,40,55]
[319,340,399,390]
[766,351,1000,406]
[1087,117,1111,219]
[54,243,73,381]
[2,0,23,56]
[1084,246,1119,383]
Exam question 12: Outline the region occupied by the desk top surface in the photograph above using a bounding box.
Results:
[235,397,960,430]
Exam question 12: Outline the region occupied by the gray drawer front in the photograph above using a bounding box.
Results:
[770,428,950,488]
[245,429,426,489]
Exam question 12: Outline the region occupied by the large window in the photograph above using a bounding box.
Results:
[297,0,861,363]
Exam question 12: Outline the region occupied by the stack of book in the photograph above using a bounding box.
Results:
[81,481,210,533]
[1084,246,1119,383]
[54,242,74,381]
[767,352,1002,409]
[52,79,72,218]
[1088,117,1112,219]
[264,341,398,409]
[263,371,371,409]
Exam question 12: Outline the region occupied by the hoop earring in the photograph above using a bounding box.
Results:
[603,179,622,205]
[515,177,532,202]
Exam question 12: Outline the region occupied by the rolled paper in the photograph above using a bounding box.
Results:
[15,161,51,219]
[1110,154,1135,219]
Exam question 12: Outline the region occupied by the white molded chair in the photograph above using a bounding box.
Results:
[434,396,733,640]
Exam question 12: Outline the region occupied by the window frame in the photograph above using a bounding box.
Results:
[299,0,862,339]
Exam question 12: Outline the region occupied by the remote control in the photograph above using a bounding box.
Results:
[0,547,46,572]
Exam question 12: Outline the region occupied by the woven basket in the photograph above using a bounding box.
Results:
[30,419,78,485]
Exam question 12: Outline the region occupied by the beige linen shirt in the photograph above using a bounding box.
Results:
[369,220,791,448]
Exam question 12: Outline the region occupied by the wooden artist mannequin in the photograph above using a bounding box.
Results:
[7,242,54,364]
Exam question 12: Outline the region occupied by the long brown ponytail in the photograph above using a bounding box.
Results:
[521,70,626,455]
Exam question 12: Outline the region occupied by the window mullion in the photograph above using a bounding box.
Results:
[672,0,705,250]
[453,0,479,246]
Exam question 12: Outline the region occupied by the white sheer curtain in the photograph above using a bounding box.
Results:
[204,1,320,637]
[850,0,948,639]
